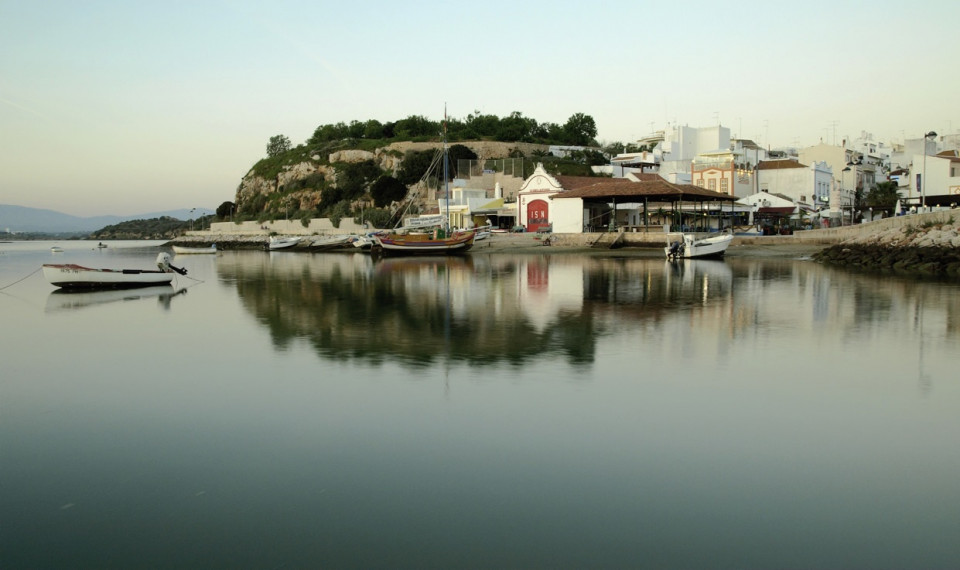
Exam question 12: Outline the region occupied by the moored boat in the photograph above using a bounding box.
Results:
[268,236,302,251]
[172,244,217,254]
[665,232,733,260]
[43,253,187,289]
[474,224,493,241]
[373,229,475,256]
[306,235,351,251]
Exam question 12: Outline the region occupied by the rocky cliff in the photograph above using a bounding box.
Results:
[235,141,546,216]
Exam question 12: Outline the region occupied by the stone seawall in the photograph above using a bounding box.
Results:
[814,213,960,277]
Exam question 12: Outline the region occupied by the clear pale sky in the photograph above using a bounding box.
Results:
[2,0,957,217]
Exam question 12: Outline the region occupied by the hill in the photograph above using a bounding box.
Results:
[0,204,215,233]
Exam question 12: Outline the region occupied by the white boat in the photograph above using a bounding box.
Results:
[50,246,64,253]
[268,236,302,251]
[474,224,493,241]
[306,235,351,251]
[665,232,733,260]
[43,253,187,289]
[45,285,179,313]
[172,244,217,254]
[349,232,380,251]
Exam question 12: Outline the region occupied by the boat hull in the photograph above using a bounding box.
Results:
[374,231,475,256]
[172,244,217,254]
[665,233,733,260]
[42,264,175,289]
[268,237,302,250]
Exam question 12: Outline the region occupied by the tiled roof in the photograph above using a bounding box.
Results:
[757,159,807,170]
[552,178,735,201]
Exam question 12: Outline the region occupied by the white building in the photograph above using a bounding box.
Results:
[756,160,833,210]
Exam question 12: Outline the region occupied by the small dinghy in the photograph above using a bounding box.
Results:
[43,253,187,289]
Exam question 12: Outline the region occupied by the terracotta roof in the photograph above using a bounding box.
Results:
[756,159,807,170]
[757,206,796,215]
[552,178,735,202]
[553,175,610,190]
[628,172,662,181]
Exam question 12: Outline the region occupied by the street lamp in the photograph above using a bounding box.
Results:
[921,131,937,209]
[189,207,196,231]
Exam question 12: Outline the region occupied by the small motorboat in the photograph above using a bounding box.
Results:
[172,244,217,255]
[306,235,351,251]
[349,232,380,251]
[50,246,64,253]
[43,253,187,289]
[665,232,733,260]
[473,224,493,241]
[268,236,302,251]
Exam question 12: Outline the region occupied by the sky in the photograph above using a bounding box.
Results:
[2,0,958,217]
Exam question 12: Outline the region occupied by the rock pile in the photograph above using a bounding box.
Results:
[814,216,960,276]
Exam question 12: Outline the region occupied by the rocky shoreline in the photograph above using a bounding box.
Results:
[814,216,960,277]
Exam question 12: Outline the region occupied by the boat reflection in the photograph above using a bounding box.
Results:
[45,285,187,313]
[214,253,741,367]
[213,251,960,370]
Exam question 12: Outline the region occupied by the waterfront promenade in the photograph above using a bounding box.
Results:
[175,210,958,255]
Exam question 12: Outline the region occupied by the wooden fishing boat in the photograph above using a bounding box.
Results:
[43,253,187,289]
[373,230,475,256]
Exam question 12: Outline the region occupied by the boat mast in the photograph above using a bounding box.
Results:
[443,103,450,234]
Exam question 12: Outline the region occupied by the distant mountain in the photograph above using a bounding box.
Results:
[0,204,215,233]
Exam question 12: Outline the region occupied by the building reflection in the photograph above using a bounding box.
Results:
[214,252,960,373]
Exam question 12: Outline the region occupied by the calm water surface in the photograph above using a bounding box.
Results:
[2,240,960,568]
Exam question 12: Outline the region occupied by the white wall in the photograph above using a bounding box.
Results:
[551,197,585,233]
[208,218,369,235]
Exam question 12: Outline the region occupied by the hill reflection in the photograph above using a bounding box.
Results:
[215,252,960,370]
[214,253,740,367]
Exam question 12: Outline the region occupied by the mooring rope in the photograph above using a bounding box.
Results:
[0,267,41,291]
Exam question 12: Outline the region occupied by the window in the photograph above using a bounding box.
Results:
[720,178,729,193]
[696,179,705,188]
[708,179,716,191]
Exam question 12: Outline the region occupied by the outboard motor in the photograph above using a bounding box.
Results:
[667,240,685,260]
[156,252,188,275]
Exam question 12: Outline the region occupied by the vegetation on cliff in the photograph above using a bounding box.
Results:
[90,215,213,240]
[235,111,615,227]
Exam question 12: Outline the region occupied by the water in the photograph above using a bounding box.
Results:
[2,241,960,568]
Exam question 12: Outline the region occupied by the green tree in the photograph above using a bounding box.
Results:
[497,111,536,142]
[266,134,291,157]
[398,149,439,185]
[563,113,598,146]
[369,175,409,207]
[446,144,478,179]
[335,160,382,200]
[216,201,235,219]
[865,181,901,211]
[363,119,384,139]
[394,115,438,139]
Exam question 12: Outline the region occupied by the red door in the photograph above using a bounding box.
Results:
[526,199,549,232]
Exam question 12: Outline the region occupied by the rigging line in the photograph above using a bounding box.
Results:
[0,267,41,291]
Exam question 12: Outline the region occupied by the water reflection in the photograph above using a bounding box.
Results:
[216,251,960,377]
[44,285,187,313]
